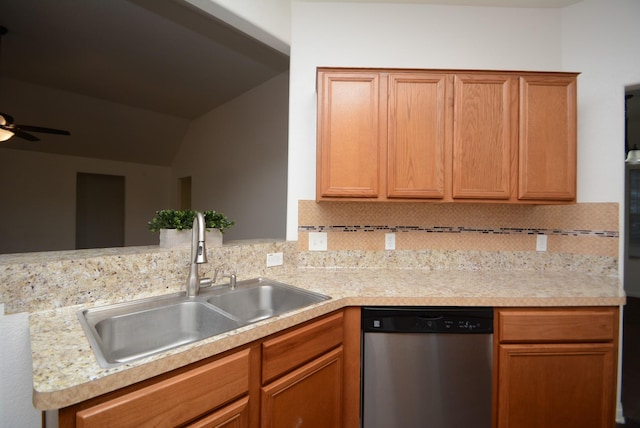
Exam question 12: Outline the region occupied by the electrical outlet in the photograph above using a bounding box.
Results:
[536,234,548,252]
[266,252,283,267]
[385,233,396,250]
[309,232,328,251]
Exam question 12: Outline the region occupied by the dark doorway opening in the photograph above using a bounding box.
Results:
[76,172,125,249]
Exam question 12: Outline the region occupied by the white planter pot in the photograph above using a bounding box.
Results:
[159,229,223,249]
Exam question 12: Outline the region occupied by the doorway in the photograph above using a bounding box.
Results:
[76,172,125,249]
[622,86,640,427]
[625,86,640,298]
[179,176,192,210]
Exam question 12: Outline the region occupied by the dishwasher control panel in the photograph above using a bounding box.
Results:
[362,306,494,333]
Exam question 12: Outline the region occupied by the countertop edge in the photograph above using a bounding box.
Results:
[32,292,626,411]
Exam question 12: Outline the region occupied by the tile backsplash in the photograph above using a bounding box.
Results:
[298,201,619,257]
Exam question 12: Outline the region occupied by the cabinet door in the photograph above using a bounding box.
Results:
[452,74,517,200]
[387,73,448,199]
[261,347,343,428]
[317,71,382,198]
[496,343,616,428]
[518,75,577,201]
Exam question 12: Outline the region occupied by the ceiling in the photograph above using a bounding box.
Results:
[306,0,581,5]
[0,0,289,120]
[0,0,580,164]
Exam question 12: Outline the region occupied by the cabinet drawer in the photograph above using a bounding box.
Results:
[497,307,618,343]
[76,349,251,428]
[262,311,343,384]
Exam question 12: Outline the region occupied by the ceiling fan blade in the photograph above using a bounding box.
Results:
[17,124,71,136]
[0,112,15,125]
[12,129,40,142]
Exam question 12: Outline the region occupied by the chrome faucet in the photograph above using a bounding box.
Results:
[186,211,212,297]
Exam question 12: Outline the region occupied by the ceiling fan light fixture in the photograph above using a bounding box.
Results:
[0,114,14,141]
[0,127,14,142]
[627,145,640,164]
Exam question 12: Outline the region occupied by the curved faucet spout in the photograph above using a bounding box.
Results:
[186,211,210,297]
[192,212,207,264]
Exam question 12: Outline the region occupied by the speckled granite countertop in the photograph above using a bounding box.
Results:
[30,268,625,410]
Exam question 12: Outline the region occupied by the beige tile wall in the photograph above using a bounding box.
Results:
[298,201,618,257]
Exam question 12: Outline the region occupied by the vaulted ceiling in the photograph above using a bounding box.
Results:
[0,0,289,119]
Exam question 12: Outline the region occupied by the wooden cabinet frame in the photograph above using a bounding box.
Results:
[317,67,578,204]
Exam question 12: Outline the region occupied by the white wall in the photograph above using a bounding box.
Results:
[0,149,171,253]
[561,0,640,286]
[172,72,289,241]
[287,2,565,240]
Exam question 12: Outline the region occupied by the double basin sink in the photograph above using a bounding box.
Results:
[77,278,330,368]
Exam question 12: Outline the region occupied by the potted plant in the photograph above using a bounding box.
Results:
[148,209,234,248]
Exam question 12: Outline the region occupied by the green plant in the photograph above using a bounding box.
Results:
[148,209,234,233]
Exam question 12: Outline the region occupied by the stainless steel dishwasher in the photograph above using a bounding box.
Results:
[361,307,494,428]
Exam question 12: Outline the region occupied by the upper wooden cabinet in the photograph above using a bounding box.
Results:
[518,75,577,200]
[316,67,578,204]
[387,72,447,199]
[317,72,382,198]
[452,73,518,200]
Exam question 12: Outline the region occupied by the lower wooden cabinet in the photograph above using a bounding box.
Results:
[260,311,346,428]
[60,306,619,428]
[261,347,343,428]
[59,308,360,428]
[494,307,619,428]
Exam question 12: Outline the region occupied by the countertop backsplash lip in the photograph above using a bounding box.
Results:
[1,243,619,315]
[0,240,295,315]
[296,248,619,275]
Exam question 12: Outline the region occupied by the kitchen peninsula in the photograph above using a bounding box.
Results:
[2,237,620,426]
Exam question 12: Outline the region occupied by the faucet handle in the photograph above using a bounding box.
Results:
[213,266,225,283]
[214,266,237,289]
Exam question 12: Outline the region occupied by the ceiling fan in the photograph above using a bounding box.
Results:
[0,25,71,142]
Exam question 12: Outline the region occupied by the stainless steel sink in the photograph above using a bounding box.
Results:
[78,278,330,368]
[206,278,330,323]
[78,295,241,368]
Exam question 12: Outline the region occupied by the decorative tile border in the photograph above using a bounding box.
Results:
[299,225,619,238]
